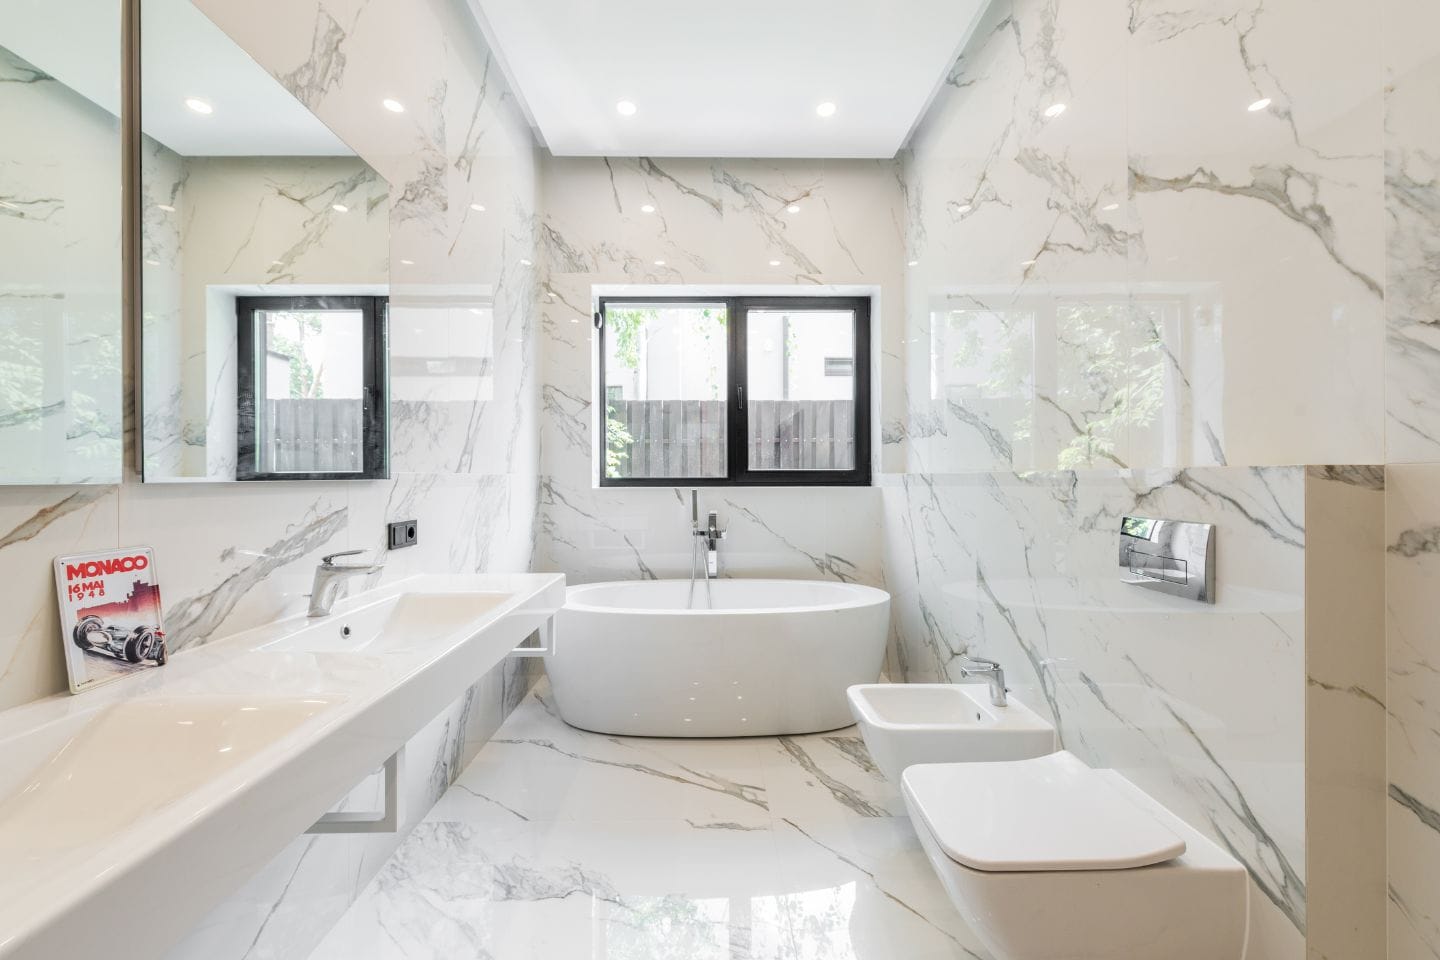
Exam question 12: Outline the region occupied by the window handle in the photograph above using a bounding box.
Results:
[736,384,744,409]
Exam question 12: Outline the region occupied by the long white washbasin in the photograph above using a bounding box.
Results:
[261,591,513,654]
[0,572,564,960]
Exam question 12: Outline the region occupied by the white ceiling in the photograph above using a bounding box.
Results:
[1,0,350,156]
[468,0,990,159]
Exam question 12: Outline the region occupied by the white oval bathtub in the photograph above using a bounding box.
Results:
[550,579,890,737]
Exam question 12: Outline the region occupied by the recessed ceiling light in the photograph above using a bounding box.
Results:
[616,99,638,117]
[1248,97,1272,112]
[470,203,486,212]
[399,258,414,265]
[786,203,801,214]
[653,259,666,266]
[768,259,782,267]
[184,97,213,115]
[331,203,349,213]
[1043,103,1067,118]
[640,203,656,214]
[1102,202,1120,212]
[157,204,175,213]
[816,101,837,118]
[382,98,405,113]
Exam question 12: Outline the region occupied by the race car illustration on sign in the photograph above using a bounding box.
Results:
[54,547,167,693]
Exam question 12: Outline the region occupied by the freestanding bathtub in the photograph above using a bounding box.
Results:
[550,579,890,737]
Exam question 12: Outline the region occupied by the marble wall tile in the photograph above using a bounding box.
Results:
[880,465,1306,957]
[1386,463,1440,960]
[534,156,904,585]
[1385,0,1440,462]
[900,0,1385,474]
[1303,465,1386,960]
[0,486,118,710]
[1127,0,1384,468]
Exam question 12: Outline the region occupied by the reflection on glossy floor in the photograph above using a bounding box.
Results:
[307,683,989,959]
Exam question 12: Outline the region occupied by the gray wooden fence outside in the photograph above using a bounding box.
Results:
[263,398,364,473]
[610,398,854,478]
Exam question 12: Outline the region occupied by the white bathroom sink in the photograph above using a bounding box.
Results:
[0,696,337,878]
[0,572,566,960]
[847,683,1056,783]
[261,592,513,654]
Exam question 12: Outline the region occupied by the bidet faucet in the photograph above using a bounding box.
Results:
[307,549,385,617]
[959,656,1008,707]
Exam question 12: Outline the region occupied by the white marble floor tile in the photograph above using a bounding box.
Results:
[309,687,988,960]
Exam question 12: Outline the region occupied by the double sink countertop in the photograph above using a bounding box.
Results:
[0,572,565,960]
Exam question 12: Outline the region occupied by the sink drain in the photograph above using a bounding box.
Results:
[340,624,352,639]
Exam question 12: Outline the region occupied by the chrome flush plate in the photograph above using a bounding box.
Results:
[1118,516,1216,603]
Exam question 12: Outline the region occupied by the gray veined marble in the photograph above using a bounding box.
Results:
[880,465,1306,951]
[306,688,989,960]
[164,502,348,650]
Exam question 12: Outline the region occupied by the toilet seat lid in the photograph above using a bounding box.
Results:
[902,751,1187,872]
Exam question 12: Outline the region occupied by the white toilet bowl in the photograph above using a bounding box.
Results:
[903,751,1248,960]
[847,683,1055,783]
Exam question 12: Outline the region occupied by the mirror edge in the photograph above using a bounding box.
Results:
[123,0,144,482]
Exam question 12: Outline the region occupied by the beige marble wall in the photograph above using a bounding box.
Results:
[1303,466,1386,960]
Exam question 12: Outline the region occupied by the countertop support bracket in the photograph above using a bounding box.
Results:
[305,747,403,835]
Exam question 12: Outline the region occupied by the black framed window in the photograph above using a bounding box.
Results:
[236,295,389,481]
[597,295,871,486]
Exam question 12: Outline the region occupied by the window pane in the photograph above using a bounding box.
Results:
[255,308,365,474]
[603,302,727,479]
[745,308,855,471]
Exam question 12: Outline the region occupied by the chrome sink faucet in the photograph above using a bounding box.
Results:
[959,656,1008,707]
[308,549,385,617]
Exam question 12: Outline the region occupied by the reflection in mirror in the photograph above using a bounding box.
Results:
[237,296,388,480]
[139,0,390,482]
[0,0,123,484]
[926,284,1222,471]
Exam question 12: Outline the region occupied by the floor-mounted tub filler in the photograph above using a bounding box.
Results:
[551,579,890,737]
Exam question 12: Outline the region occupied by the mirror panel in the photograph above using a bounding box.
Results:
[0,0,124,484]
[138,0,389,482]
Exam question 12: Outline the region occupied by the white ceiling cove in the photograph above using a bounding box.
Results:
[467,0,990,159]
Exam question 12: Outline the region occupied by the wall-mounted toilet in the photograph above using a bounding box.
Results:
[902,751,1248,960]
[847,683,1056,783]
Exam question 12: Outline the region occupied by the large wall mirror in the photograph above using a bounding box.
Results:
[138,0,390,482]
[0,0,124,484]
